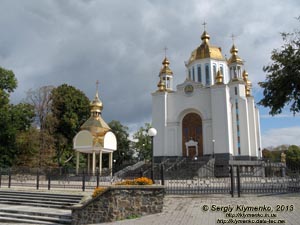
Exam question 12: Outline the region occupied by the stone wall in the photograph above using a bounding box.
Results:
[71,185,165,225]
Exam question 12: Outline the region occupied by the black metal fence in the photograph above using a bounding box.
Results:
[0,167,115,191]
[1,161,300,197]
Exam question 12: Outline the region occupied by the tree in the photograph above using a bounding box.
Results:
[259,18,300,115]
[26,86,54,129]
[108,120,133,167]
[286,145,300,169]
[51,84,90,167]
[0,67,35,167]
[132,123,152,160]
[0,67,17,105]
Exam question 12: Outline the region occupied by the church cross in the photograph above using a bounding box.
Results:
[164,46,168,57]
[231,34,236,44]
[96,80,99,92]
[202,21,207,31]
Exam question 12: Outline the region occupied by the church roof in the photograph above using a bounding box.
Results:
[80,116,110,136]
[187,31,224,65]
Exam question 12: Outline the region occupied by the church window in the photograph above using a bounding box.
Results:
[197,65,201,82]
[188,69,191,80]
[220,65,224,76]
[213,64,217,78]
[205,64,210,85]
[192,67,195,81]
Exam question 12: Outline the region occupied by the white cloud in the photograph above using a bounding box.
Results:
[262,127,300,147]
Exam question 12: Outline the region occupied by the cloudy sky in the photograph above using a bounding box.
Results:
[1,0,300,148]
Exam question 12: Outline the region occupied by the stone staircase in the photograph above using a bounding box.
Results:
[0,190,84,224]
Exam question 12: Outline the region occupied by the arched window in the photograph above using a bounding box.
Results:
[192,66,195,81]
[213,64,217,77]
[197,65,202,83]
[188,69,191,80]
[220,65,224,76]
[205,64,210,85]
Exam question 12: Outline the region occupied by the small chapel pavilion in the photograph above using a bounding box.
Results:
[73,85,117,175]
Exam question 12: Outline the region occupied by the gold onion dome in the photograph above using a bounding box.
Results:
[90,91,103,113]
[188,30,224,65]
[80,88,110,139]
[159,57,173,75]
[157,79,166,92]
[215,70,224,85]
[201,31,210,42]
[228,44,243,64]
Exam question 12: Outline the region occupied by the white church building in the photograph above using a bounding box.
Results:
[151,30,262,161]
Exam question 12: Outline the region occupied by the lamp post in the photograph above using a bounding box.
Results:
[212,139,215,158]
[148,127,157,183]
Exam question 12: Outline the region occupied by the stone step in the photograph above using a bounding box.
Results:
[0,212,72,224]
[0,200,71,209]
[0,208,71,219]
[0,190,83,200]
[0,216,58,224]
[0,194,80,204]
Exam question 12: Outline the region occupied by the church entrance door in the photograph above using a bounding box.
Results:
[182,113,203,157]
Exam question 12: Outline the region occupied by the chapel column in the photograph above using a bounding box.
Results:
[87,154,90,174]
[76,151,80,175]
[109,152,113,176]
[92,150,96,175]
[99,150,103,175]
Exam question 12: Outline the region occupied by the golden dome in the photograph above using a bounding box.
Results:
[80,86,111,139]
[188,31,224,65]
[242,70,252,97]
[157,79,166,92]
[201,31,210,42]
[228,44,243,65]
[159,57,173,75]
[215,70,224,85]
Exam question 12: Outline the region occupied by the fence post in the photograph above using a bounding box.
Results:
[82,170,86,192]
[230,165,234,197]
[96,168,99,188]
[8,168,11,188]
[237,166,241,197]
[48,172,51,190]
[160,164,164,186]
[36,169,40,190]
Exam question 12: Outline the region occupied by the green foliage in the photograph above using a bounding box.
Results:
[0,67,35,167]
[0,67,17,105]
[132,123,152,160]
[286,145,300,169]
[259,18,300,115]
[108,120,133,167]
[51,84,90,167]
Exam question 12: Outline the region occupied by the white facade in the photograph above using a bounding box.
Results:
[152,31,262,160]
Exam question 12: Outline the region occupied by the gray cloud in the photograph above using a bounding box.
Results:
[1,0,299,133]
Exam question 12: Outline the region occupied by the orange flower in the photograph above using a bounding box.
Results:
[92,187,107,198]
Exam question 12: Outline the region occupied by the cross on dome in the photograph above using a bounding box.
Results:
[202,21,207,31]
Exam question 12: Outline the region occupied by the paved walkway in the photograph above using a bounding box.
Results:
[95,193,300,225]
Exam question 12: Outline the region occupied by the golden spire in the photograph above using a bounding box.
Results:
[242,70,252,97]
[159,57,173,75]
[215,70,224,85]
[90,80,103,115]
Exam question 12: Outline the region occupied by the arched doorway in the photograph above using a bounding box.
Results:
[182,113,203,157]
